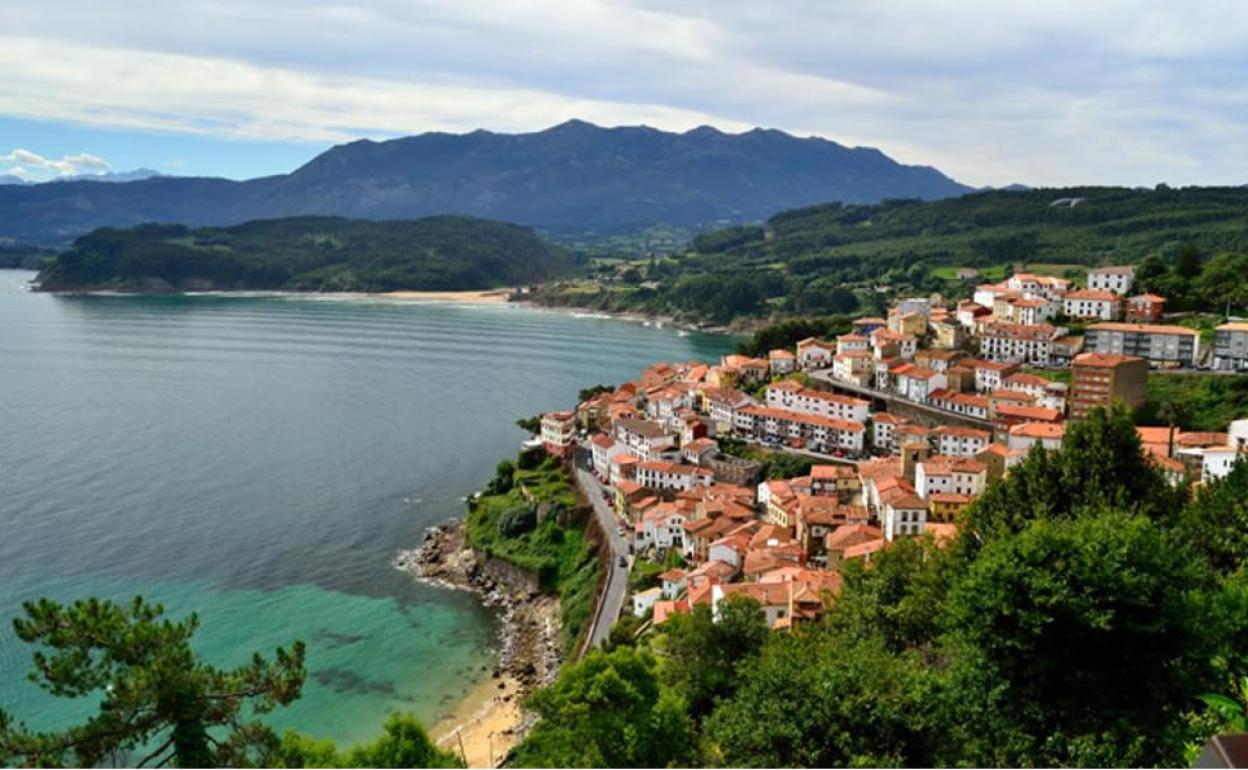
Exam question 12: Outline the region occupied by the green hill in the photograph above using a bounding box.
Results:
[529,185,1248,324]
[35,215,574,292]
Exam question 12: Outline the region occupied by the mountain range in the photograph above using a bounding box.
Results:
[0,121,970,247]
[0,169,163,186]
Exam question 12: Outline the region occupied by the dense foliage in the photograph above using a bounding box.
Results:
[0,597,306,767]
[532,185,1248,324]
[1138,372,1248,431]
[36,216,572,292]
[272,714,460,768]
[512,405,1248,767]
[509,647,696,768]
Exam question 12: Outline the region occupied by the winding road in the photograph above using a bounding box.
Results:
[572,448,631,653]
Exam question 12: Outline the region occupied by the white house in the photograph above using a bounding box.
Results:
[1087,265,1135,295]
[836,333,870,355]
[881,489,929,541]
[638,503,689,550]
[871,413,906,454]
[915,456,988,499]
[632,586,663,618]
[932,426,991,457]
[1007,422,1065,452]
[635,460,712,492]
[768,349,796,374]
[590,433,624,480]
[1001,372,1050,401]
[765,381,870,422]
[659,568,688,600]
[614,418,678,461]
[796,338,835,369]
[1063,289,1122,320]
[980,323,1059,365]
[893,365,947,403]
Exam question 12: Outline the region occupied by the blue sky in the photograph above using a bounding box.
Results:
[2,1,1246,186]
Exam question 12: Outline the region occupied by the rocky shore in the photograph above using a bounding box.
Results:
[393,519,563,765]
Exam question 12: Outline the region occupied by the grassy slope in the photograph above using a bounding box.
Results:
[465,459,601,654]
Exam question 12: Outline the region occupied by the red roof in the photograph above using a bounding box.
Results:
[1087,322,1197,336]
[1074,352,1144,368]
[995,403,1062,422]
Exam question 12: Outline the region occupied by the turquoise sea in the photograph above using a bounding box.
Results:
[0,270,736,745]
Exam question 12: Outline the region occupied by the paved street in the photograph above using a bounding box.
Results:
[572,449,631,652]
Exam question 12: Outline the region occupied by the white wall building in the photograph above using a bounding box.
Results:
[1087,265,1135,295]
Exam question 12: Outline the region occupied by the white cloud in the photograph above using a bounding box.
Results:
[0,148,111,181]
[0,1,1246,186]
[0,34,754,144]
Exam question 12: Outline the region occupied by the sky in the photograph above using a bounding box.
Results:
[1,1,1246,187]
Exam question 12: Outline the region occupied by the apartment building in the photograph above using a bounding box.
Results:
[1069,352,1148,419]
[1213,322,1248,371]
[1084,322,1201,367]
[980,323,1059,365]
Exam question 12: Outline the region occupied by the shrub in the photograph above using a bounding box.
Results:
[498,505,537,538]
[517,446,548,470]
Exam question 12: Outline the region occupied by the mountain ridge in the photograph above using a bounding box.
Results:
[0,121,970,247]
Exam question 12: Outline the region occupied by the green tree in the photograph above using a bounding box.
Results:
[705,632,936,767]
[510,647,694,768]
[824,535,953,653]
[1178,459,1248,575]
[576,384,614,403]
[943,512,1217,767]
[1175,242,1204,279]
[274,713,461,768]
[1196,252,1248,313]
[963,405,1175,541]
[661,597,768,720]
[0,597,305,768]
[1134,252,1170,290]
[485,459,515,495]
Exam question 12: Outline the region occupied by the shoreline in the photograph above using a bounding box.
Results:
[23,273,749,335]
[393,520,561,768]
[510,297,754,337]
[34,286,515,304]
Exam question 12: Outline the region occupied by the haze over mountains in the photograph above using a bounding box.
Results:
[0,121,970,247]
[0,169,163,186]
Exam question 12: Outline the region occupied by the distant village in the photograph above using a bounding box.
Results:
[538,264,1248,633]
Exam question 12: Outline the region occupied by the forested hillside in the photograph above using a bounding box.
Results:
[34,216,573,292]
[530,186,1248,324]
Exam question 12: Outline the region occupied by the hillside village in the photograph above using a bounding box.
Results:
[538,263,1248,634]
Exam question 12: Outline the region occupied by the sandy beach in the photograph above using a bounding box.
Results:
[395,521,564,768]
[431,673,526,768]
[376,289,512,303]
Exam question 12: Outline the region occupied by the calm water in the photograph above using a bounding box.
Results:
[0,270,735,744]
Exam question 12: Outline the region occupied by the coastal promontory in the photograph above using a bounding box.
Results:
[35,215,573,293]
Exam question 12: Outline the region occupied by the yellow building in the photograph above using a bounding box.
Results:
[932,320,965,350]
[889,311,927,337]
[927,492,972,522]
